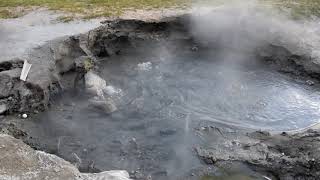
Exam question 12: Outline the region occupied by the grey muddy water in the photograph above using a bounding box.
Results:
[20,47,320,179]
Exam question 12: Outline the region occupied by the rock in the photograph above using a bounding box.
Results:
[83,171,131,180]
[89,97,118,114]
[137,62,152,71]
[22,113,28,119]
[0,134,131,180]
[0,104,7,115]
[159,129,177,136]
[79,34,97,63]
[306,80,315,86]
[0,68,21,98]
[52,37,84,73]
[85,71,118,114]
[130,170,145,179]
[196,128,320,179]
[85,71,108,97]
[75,56,94,72]
[191,46,199,51]
[0,123,27,139]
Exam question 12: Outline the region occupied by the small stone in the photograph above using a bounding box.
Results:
[263,176,272,180]
[0,104,7,115]
[22,114,28,119]
[191,46,199,51]
[89,97,117,114]
[137,62,152,71]
[129,138,138,150]
[159,129,177,136]
[306,80,315,86]
[130,170,144,179]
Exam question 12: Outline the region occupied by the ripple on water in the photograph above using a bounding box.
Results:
[100,52,320,131]
[21,50,320,179]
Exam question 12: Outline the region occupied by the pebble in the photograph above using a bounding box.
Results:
[22,114,28,119]
[306,80,315,86]
[263,176,272,180]
[191,46,199,51]
[137,62,152,71]
[0,104,7,115]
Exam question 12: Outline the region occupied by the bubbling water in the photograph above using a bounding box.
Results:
[21,50,320,179]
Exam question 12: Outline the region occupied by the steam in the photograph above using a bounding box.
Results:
[164,2,320,176]
[190,0,320,59]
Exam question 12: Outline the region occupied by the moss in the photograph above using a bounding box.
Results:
[83,58,94,72]
[56,15,74,23]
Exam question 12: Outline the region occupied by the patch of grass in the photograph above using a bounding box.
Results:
[0,7,27,18]
[83,57,94,72]
[56,15,74,22]
[0,0,319,19]
[0,0,190,19]
[0,9,12,18]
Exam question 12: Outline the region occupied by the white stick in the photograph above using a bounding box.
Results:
[20,60,32,81]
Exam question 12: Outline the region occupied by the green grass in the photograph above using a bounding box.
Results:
[56,15,74,22]
[0,0,189,19]
[0,0,319,19]
[83,57,94,72]
[0,9,13,18]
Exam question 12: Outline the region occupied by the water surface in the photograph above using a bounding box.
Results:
[21,50,320,179]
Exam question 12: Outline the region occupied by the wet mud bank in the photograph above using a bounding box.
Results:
[1,13,320,180]
[196,127,320,180]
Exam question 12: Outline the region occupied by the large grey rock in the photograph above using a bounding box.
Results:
[85,71,108,97]
[85,71,118,114]
[0,134,130,180]
[196,127,320,179]
[0,66,21,98]
[89,97,118,114]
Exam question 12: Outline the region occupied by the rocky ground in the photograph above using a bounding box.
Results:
[195,127,320,180]
[1,8,320,180]
[0,134,130,180]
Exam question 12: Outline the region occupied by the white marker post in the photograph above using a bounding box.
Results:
[20,60,32,81]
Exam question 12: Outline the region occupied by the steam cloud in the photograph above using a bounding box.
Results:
[190,0,320,60]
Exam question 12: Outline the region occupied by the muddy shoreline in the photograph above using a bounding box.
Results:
[1,13,320,180]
